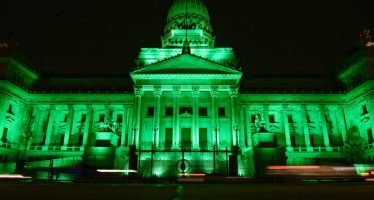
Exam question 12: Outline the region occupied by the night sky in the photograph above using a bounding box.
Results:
[1,0,373,77]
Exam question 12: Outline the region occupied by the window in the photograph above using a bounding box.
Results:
[117,114,123,123]
[1,128,8,143]
[81,114,86,123]
[218,107,225,117]
[306,114,311,123]
[165,128,173,150]
[165,107,173,117]
[147,107,154,116]
[199,107,208,117]
[269,114,275,123]
[181,128,191,150]
[368,129,373,144]
[251,115,256,123]
[287,115,293,123]
[199,128,208,150]
[362,105,369,115]
[325,114,329,123]
[179,107,192,115]
[99,114,105,122]
[63,114,68,122]
[7,104,13,114]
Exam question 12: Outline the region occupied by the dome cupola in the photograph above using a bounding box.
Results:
[162,0,215,48]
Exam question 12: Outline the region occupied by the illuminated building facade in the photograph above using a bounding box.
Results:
[1,0,374,178]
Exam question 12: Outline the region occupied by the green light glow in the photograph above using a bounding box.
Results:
[1,0,374,179]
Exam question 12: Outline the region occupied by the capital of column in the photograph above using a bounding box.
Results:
[210,88,219,97]
[122,104,132,110]
[229,87,238,98]
[134,87,144,97]
[300,104,307,112]
[173,87,181,97]
[282,104,289,111]
[192,88,200,98]
[154,87,162,97]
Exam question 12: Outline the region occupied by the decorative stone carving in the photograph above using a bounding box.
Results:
[154,87,162,97]
[172,87,181,97]
[229,87,238,98]
[192,88,200,98]
[134,87,144,97]
[210,88,219,97]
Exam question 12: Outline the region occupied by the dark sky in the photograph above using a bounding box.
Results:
[1,0,373,77]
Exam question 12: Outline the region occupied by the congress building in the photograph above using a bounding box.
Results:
[1,0,374,179]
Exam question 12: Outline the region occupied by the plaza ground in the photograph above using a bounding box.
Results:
[1,182,374,200]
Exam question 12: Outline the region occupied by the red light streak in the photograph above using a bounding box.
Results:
[267,166,321,170]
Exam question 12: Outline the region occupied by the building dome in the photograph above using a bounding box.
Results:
[162,0,215,48]
[167,0,210,23]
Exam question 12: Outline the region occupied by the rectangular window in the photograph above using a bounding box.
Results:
[1,128,8,143]
[7,104,13,114]
[368,129,373,144]
[165,128,173,150]
[309,135,315,147]
[147,107,154,116]
[179,107,192,115]
[288,115,293,123]
[99,114,105,122]
[306,114,311,123]
[165,107,173,117]
[199,128,208,150]
[218,107,225,117]
[251,115,256,123]
[290,135,296,147]
[269,114,275,123]
[117,114,123,123]
[199,107,208,117]
[362,105,369,115]
[181,128,191,150]
[81,114,86,123]
[63,114,68,122]
[325,114,329,123]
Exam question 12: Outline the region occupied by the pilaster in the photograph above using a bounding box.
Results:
[192,87,200,150]
[172,87,181,149]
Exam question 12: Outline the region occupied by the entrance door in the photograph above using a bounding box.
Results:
[199,128,207,150]
[181,128,191,150]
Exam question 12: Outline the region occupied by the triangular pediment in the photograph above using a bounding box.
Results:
[131,54,240,75]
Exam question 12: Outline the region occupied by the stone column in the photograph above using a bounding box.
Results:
[44,105,56,148]
[282,104,292,151]
[153,87,162,147]
[63,105,75,148]
[301,104,312,151]
[133,87,143,146]
[230,87,239,146]
[211,88,219,147]
[244,104,252,148]
[0,96,7,143]
[127,106,134,146]
[319,105,332,151]
[337,105,348,144]
[172,87,181,149]
[367,99,374,144]
[120,104,130,146]
[192,87,200,149]
[83,104,94,146]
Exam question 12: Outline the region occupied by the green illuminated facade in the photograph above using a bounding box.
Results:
[1,0,374,178]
